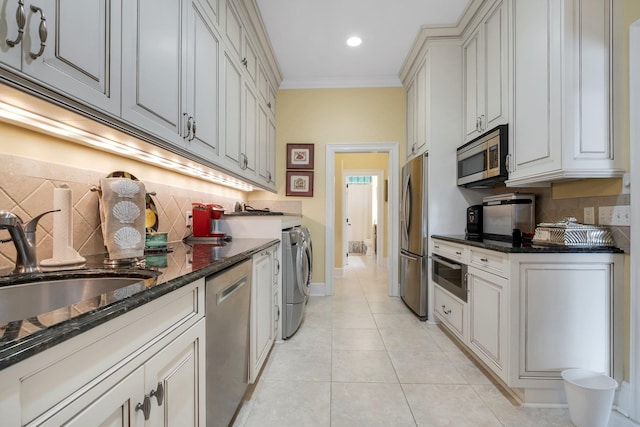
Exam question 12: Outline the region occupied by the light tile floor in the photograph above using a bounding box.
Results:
[235,255,638,427]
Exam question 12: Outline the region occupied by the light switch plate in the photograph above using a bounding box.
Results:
[599,205,630,226]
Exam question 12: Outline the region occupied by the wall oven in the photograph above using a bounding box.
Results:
[431,254,468,302]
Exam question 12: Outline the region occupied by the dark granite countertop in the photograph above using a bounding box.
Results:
[0,238,278,371]
[431,235,624,254]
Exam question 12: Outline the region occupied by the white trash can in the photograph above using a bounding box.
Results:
[561,369,618,427]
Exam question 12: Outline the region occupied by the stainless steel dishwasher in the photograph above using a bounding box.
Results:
[206,259,252,427]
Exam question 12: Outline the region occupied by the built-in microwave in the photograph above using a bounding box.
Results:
[457,124,508,188]
[431,254,468,302]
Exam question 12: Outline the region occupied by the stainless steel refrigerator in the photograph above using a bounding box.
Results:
[400,152,428,320]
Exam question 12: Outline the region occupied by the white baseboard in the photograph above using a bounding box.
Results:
[615,381,631,417]
[309,282,326,296]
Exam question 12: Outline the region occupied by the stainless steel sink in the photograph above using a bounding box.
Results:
[0,270,160,323]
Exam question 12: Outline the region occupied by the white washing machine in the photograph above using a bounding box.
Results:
[281,226,312,339]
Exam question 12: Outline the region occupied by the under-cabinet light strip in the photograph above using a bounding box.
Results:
[0,102,253,191]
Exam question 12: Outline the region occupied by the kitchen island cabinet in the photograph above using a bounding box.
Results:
[431,236,623,405]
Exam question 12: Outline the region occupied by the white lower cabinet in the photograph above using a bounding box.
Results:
[250,244,277,383]
[434,285,467,342]
[432,239,623,404]
[467,266,508,381]
[0,279,205,426]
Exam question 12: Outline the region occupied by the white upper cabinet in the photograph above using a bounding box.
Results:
[507,0,624,185]
[122,0,185,144]
[405,57,429,159]
[0,0,122,115]
[463,0,508,142]
[122,0,220,159]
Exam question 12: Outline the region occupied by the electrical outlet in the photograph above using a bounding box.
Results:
[185,210,192,227]
[599,205,631,226]
[583,207,595,225]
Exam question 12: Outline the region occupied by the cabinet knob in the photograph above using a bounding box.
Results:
[6,0,26,47]
[150,382,164,406]
[136,396,151,420]
[441,305,451,315]
[242,57,248,67]
[28,5,47,59]
[480,258,488,262]
[274,258,280,275]
[267,102,272,109]
[434,245,440,249]
[455,251,462,255]
[275,304,280,321]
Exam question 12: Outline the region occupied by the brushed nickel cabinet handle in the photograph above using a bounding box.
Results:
[136,396,151,420]
[6,0,26,47]
[150,382,164,406]
[28,5,47,59]
[480,258,488,262]
[189,117,196,141]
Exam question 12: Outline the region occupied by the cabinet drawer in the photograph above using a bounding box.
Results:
[434,285,466,339]
[432,240,466,262]
[469,247,509,277]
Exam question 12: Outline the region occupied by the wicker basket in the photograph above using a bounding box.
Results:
[532,218,615,247]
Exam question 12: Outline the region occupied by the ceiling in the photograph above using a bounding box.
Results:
[254,0,472,89]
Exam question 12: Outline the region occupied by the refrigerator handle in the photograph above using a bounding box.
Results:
[402,174,411,242]
[400,252,420,262]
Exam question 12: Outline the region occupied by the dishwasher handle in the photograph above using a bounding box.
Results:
[217,278,248,304]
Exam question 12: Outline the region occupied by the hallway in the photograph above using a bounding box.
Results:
[235,255,637,426]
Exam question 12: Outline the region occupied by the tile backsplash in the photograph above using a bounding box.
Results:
[0,155,242,273]
[486,186,631,252]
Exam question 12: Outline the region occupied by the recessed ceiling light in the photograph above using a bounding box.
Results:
[346,36,362,47]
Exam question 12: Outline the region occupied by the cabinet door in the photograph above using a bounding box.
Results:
[257,103,270,183]
[468,267,507,377]
[222,51,243,167]
[510,1,562,179]
[6,0,121,115]
[250,250,274,383]
[185,0,220,161]
[483,1,508,132]
[243,83,258,176]
[463,29,482,141]
[414,58,428,155]
[55,367,145,427]
[518,262,612,379]
[405,78,416,158]
[122,0,186,144]
[146,320,205,427]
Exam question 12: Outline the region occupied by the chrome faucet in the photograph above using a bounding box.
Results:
[0,209,59,274]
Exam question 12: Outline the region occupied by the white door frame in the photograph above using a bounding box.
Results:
[325,143,400,296]
[342,169,385,267]
[628,19,639,422]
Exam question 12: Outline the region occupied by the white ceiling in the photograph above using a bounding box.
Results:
[254,0,472,89]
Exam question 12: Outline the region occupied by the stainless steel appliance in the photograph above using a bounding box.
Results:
[483,192,535,239]
[457,124,508,187]
[400,153,428,320]
[465,205,483,239]
[432,254,468,302]
[282,226,312,339]
[206,260,251,427]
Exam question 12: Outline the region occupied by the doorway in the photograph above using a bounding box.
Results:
[324,143,400,297]
[342,169,384,268]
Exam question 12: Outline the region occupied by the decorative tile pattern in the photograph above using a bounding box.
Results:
[0,154,241,271]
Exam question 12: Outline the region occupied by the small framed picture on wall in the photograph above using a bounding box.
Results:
[286,171,314,197]
[286,144,314,169]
